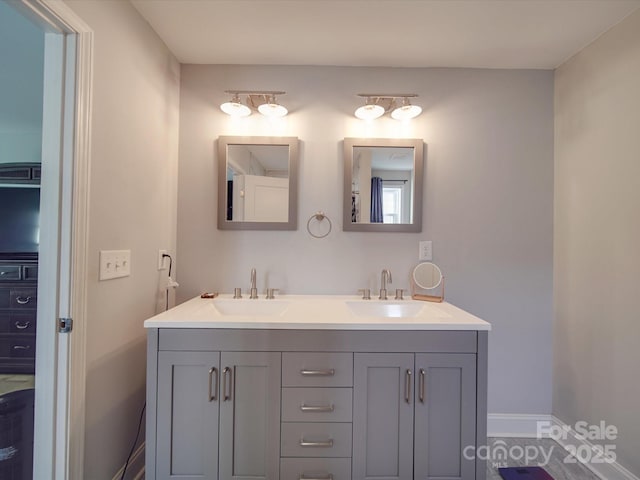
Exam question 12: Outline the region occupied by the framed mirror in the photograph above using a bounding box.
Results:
[217,136,299,230]
[343,138,423,232]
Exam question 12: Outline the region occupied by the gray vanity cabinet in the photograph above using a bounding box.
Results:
[156,351,221,479]
[147,328,488,480]
[352,353,477,480]
[154,349,281,480]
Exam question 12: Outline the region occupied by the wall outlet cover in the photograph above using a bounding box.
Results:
[419,240,433,261]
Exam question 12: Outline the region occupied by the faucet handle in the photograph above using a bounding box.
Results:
[233,288,243,299]
[266,288,280,300]
[394,289,405,300]
[358,288,371,300]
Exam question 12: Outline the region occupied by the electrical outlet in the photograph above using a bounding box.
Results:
[99,250,131,280]
[158,249,168,270]
[419,241,432,261]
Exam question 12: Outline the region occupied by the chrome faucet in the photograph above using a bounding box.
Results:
[379,269,392,300]
[249,268,258,299]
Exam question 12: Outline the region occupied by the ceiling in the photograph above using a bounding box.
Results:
[131,0,640,69]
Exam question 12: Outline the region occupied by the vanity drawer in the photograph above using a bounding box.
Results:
[281,458,351,480]
[10,289,37,309]
[0,336,36,359]
[282,387,352,422]
[283,353,353,387]
[0,314,36,334]
[0,266,21,282]
[281,422,352,458]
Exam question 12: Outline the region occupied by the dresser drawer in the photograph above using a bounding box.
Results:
[10,289,37,309]
[282,388,352,422]
[283,353,353,387]
[281,458,351,480]
[0,265,21,281]
[281,422,352,458]
[0,314,36,334]
[0,336,36,359]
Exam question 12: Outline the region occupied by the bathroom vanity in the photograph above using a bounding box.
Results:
[144,296,490,480]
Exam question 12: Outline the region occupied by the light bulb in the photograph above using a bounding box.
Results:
[391,102,422,120]
[258,102,288,118]
[220,99,251,117]
[355,104,385,120]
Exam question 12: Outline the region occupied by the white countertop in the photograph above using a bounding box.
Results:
[144,295,491,331]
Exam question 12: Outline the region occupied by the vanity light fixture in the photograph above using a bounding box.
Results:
[355,94,422,120]
[220,90,288,118]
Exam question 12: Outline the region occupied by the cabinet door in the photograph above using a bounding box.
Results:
[353,353,414,480]
[157,351,220,479]
[414,354,476,480]
[219,352,281,480]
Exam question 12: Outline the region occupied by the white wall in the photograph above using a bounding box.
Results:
[554,8,640,476]
[0,1,44,163]
[177,65,554,416]
[64,1,180,477]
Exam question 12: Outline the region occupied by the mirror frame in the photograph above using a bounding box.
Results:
[343,137,424,232]
[217,136,299,231]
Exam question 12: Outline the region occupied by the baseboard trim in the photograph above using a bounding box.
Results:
[488,413,553,438]
[112,442,145,480]
[487,414,638,480]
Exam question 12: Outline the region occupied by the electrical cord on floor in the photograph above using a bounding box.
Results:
[120,402,146,480]
[163,253,173,311]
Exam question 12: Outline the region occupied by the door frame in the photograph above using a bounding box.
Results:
[15,0,92,478]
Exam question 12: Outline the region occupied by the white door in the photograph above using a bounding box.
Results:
[12,1,93,478]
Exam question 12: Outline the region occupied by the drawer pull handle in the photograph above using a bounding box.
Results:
[405,369,412,404]
[300,403,334,413]
[15,321,31,330]
[300,475,333,480]
[208,367,218,402]
[419,368,426,403]
[16,296,32,305]
[222,367,232,401]
[299,438,334,448]
[300,369,335,377]
[13,345,31,351]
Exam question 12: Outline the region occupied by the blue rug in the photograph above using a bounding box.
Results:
[499,466,554,479]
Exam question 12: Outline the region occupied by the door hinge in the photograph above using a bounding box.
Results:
[58,317,73,333]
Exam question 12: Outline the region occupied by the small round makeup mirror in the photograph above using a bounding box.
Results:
[412,262,443,290]
[411,262,445,302]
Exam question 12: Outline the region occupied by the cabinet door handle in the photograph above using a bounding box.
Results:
[13,345,31,351]
[15,321,31,330]
[299,439,334,448]
[405,369,412,403]
[300,475,333,480]
[300,369,335,376]
[16,296,32,305]
[419,368,426,403]
[300,403,334,413]
[222,367,232,401]
[208,367,218,402]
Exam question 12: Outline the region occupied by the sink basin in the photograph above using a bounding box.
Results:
[346,301,424,318]
[212,299,290,316]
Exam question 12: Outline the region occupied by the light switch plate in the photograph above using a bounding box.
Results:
[99,250,131,280]
[419,241,432,261]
